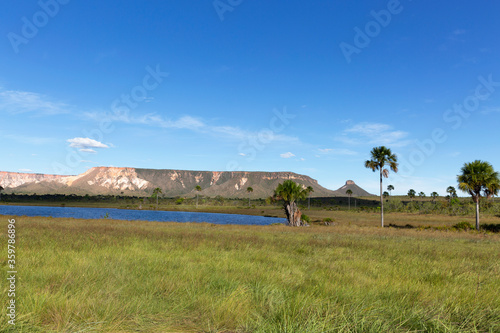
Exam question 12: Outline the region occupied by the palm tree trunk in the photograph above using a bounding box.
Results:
[285,201,302,226]
[196,194,198,208]
[380,169,384,228]
[308,196,310,209]
[475,199,480,231]
[348,195,350,210]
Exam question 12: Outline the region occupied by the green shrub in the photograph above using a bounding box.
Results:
[301,214,311,223]
[453,221,474,231]
[322,218,334,223]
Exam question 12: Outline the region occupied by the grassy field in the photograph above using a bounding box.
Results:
[1,212,499,332]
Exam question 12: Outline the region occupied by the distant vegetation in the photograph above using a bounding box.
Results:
[2,192,500,221]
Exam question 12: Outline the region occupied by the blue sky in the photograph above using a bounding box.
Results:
[1,0,499,196]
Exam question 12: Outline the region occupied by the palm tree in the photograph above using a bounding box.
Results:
[152,187,162,209]
[306,186,314,209]
[365,146,398,228]
[446,186,456,203]
[407,189,416,202]
[195,185,202,208]
[457,160,500,230]
[387,184,394,196]
[273,180,309,226]
[430,192,439,203]
[383,191,389,199]
[346,189,353,209]
[246,187,253,207]
[419,191,425,198]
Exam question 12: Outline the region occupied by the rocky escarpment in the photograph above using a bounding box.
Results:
[0,167,151,195]
[0,171,68,189]
[0,167,360,198]
[134,169,330,198]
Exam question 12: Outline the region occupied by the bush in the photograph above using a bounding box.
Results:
[301,214,311,223]
[175,198,184,205]
[453,221,474,231]
[323,218,334,223]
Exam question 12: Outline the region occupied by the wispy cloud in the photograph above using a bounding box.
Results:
[318,148,357,155]
[280,152,295,159]
[18,168,32,172]
[80,148,97,154]
[85,110,299,145]
[337,122,411,147]
[67,137,110,153]
[481,107,500,115]
[3,133,56,145]
[84,111,205,130]
[0,90,70,115]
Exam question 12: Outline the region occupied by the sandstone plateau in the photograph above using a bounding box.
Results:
[0,167,371,198]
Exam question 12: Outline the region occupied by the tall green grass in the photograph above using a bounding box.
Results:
[1,216,499,332]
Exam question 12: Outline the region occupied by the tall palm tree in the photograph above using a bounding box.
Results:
[457,160,500,230]
[152,187,162,209]
[387,184,394,196]
[246,187,253,207]
[365,146,398,228]
[346,189,353,210]
[418,191,425,198]
[430,192,439,203]
[273,180,309,226]
[446,186,456,203]
[306,186,314,209]
[383,191,389,199]
[407,189,416,202]
[195,185,202,208]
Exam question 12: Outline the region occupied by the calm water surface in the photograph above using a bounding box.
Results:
[0,205,286,226]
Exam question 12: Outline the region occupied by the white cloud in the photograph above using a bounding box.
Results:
[280,152,295,159]
[143,114,205,129]
[80,148,97,154]
[338,122,411,147]
[84,111,205,130]
[67,137,110,152]
[0,90,70,115]
[211,125,298,144]
[318,148,357,155]
[19,168,32,172]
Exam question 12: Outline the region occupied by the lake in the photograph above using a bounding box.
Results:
[0,205,286,226]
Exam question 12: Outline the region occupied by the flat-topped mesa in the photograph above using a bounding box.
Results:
[0,167,336,198]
